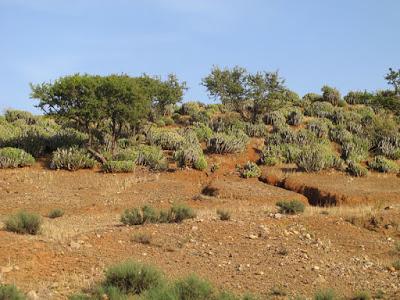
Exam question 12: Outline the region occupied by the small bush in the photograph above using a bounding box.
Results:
[168,204,196,223]
[102,160,135,173]
[0,147,35,168]
[48,208,64,219]
[193,122,213,142]
[174,144,207,171]
[314,289,337,300]
[395,241,400,253]
[217,209,231,221]
[50,147,95,171]
[136,145,168,171]
[133,233,152,245]
[207,131,248,154]
[393,260,400,270]
[276,200,305,214]
[104,261,163,294]
[347,161,368,177]
[173,275,213,300]
[240,161,261,178]
[121,205,158,226]
[146,127,184,150]
[368,156,399,173]
[5,211,42,235]
[351,290,371,300]
[4,109,35,124]
[0,284,26,300]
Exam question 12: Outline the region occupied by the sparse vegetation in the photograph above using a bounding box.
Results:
[133,233,152,245]
[276,200,305,214]
[314,288,336,300]
[48,208,64,219]
[102,160,135,173]
[351,290,371,300]
[240,161,261,178]
[5,211,42,235]
[0,284,26,300]
[217,209,231,221]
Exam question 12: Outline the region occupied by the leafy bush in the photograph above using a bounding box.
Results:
[121,205,159,226]
[5,109,36,124]
[263,111,286,126]
[287,110,303,126]
[192,122,213,142]
[173,275,213,300]
[306,119,330,138]
[351,290,371,300]
[104,261,163,294]
[346,161,368,177]
[344,90,374,105]
[217,209,231,221]
[314,288,337,300]
[136,145,168,171]
[207,131,248,154]
[167,204,196,223]
[393,260,400,270]
[0,147,35,168]
[0,284,26,300]
[5,211,42,235]
[368,156,399,173]
[147,127,184,150]
[48,208,64,219]
[240,161,261,178]
[244,122,267,137]
[174,145,207,171]
[50,147,95,171]
[341,137,370,162]
[133,233,152,245]
[276,200,305,214]
[102,160,135,173]
[296,144,337,172]
[304,101,334,118]
[321,85,341,106]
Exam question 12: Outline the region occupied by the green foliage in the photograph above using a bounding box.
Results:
[344,91,374,105]
[192,122,213,142]
[173,275,214,300]
[147,127,184,150]
[351,290,371,300]
[302,93,322,102]
[287,109,303,126]
[306,119,330,138]
[5,211,42,235]
[207,131,248,154]
[240,161,261,178]
[0,284,26,300]
[276,200,305,214]
[48,208,64,219]
[296,144,338,172]
[368,156,399,173]
[5,109,35,124]
[136,145,168,171]
[244,122,267,137]
[121,204,196,226]
[393,260,400,270]
[321,85,341,106]
[263,111,286,126]
[51,147,95,171]
[173,133,207,171]
[314,289,337,300]
[0,147,35,168]
[385,67,400,95]
[346,161,368,177]
[133,233,152,245]
[304,101,334,118]
[202,66,248,112]
[102,160,135,173]
[104,261,163,294]
[341,137,370,162]
[217,209,231,221]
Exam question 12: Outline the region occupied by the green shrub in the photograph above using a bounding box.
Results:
[351,290,371,300]
[102,160,135,173]
[50,147,95,171]
[393,260,400,270]
[314,288,337,300]
[276,200,305,214]
[207,131,248,154]
[321,85,341,106]
[0,147,35,168]
[347,161,368,177]
[133,233,152,245]
[193,122,213,142]
[217,209,231,221]
[68,293,91,300]
[287,110,303,126]
[244,122,267,137]
[341,138,370,162]
[0,284,26,300]
[5,109,35,124]
[113,148,138,161]
[168,204,196,223]
[173,275,213,300]
[104,261,163,295]
[296,144,336,172]
[147,127,184,150]
[174,145,207,171]
[240,161,261,178]
[48,208,64,219]
[304,101,334,118]
[306,119,330,138]
[136,145,168,171]
[263,111,286,126]
[5,211,42,235]
[121,205,159,226]
[368,156,399,173]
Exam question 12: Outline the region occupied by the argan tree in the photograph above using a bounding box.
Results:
[385,68,400,96]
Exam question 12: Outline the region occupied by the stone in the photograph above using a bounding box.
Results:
[27,290,39,300]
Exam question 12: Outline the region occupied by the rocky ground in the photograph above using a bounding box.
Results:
[0,157,399,299]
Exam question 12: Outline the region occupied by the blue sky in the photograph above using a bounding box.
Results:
[0,0,399,113]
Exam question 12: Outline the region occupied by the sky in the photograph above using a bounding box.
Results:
[0,0,399,113]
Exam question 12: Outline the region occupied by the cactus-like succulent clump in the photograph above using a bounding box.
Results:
[346,161,368,177]
[368,156,399,173]
[240,161,261,178]
[207,130,249,154]
[0,147,35,168]
[296,144,338,172]
[102,160,135,173]
[146,127,184,150]
[50,147,95,171]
